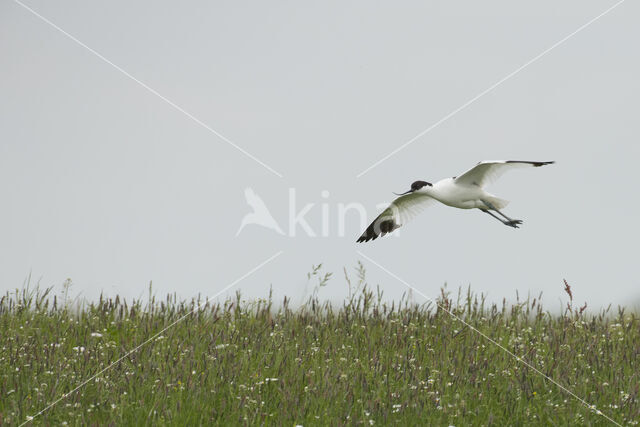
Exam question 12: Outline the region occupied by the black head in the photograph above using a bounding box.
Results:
[394,180,432,196]
[411,180,432,191]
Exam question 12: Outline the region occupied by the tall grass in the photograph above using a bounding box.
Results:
[1,266,638,425]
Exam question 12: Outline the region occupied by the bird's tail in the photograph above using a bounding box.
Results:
[487,195,509,210]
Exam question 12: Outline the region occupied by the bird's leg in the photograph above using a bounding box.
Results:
[481,209,514,227]
[480,200,523,228]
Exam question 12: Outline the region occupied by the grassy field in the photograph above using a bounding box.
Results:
[1,265,639,426]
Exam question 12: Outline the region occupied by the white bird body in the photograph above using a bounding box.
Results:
[357,160,553,243]
[418,178,508,210]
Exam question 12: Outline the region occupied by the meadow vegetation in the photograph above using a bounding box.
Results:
[1,265,639,425]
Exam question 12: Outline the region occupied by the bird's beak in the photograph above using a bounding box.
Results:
[392,189,413,196]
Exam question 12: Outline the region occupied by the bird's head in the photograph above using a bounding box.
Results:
[393,180,432,196]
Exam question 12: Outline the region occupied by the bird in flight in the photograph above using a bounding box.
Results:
[356,160,554,243]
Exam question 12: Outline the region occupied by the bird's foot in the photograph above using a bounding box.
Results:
[504,219,523,228]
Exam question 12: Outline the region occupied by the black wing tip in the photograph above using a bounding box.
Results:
[356,219,400,243]
[531,160,555,167]
[505,160,555,167]
[356,231,381,243]
[356,233,384,243]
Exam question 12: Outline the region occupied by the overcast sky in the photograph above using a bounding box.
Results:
[1,0,638,310]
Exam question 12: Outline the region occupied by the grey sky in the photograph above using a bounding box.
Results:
[1,1,638,309]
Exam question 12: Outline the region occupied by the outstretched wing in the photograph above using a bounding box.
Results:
[454,160,554,188]
[356,192,433,243]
